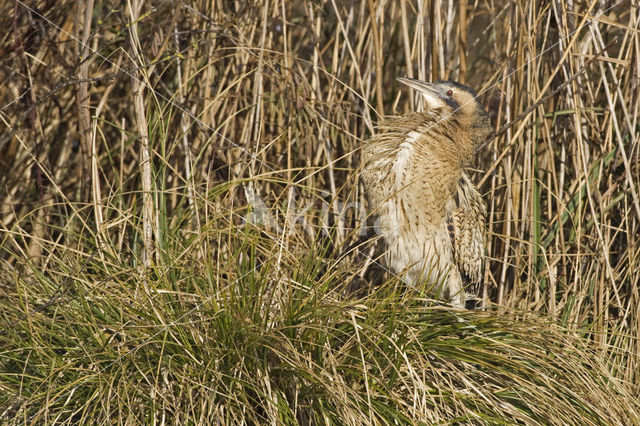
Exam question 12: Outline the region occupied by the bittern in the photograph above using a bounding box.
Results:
[361,78,491,308]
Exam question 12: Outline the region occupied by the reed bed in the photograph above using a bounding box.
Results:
[1,0,639,423]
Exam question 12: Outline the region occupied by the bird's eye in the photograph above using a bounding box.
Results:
[446,89,453,96]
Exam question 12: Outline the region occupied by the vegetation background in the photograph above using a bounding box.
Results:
[1,0,639,423]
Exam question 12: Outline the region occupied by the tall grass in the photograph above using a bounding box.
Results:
[1,0,639,422]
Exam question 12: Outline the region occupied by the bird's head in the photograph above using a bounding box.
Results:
[397,78,492,145]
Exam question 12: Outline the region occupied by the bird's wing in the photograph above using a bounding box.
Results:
[360,141,394,207]
[446,173,486,297]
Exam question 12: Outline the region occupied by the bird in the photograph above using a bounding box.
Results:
[360,77,491,308]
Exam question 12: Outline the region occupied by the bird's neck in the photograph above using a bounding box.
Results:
[390,136,464,224]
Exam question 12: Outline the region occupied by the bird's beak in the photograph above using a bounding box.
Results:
[397,77,439,95]
[396,77,447,109]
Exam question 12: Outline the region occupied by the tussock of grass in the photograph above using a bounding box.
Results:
[1,188,638,423]
[2,0,640,423]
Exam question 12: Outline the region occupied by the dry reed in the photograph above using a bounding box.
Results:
[1,0,639,421]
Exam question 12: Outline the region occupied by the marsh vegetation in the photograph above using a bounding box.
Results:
[1,0,639,423]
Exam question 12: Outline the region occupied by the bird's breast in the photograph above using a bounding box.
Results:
[362,126,463,230]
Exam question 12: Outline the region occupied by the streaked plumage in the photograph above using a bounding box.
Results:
[361,78,491,307]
